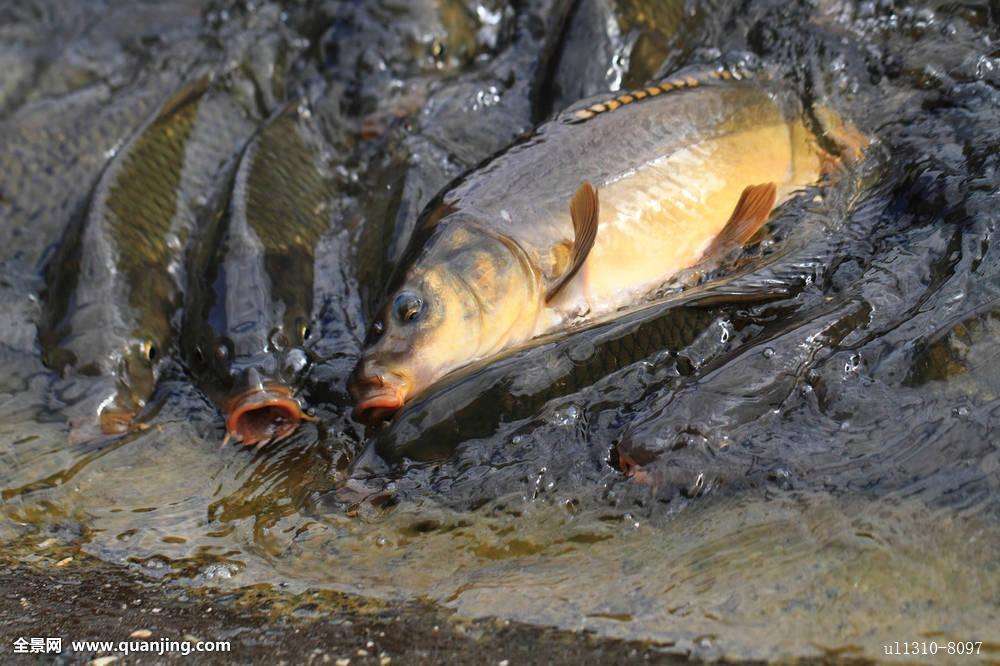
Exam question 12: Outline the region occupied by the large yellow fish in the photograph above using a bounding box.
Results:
[350,65,866,421]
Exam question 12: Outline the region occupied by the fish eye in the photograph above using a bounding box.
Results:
[141,340,157,362]
[393,292,424,323]
[298,320,312,342]
[215,342,231,365]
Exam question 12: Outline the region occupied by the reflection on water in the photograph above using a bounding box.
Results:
[1,0,998,660]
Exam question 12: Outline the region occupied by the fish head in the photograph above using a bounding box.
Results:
[98,338,160,434]
[190,330,311,447]
[352,222,540,423]
[57,338,160,442]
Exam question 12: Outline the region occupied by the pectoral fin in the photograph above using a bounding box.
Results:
[545,181,599,302]
[702,182,776,259]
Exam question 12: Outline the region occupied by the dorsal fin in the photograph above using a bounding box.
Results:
[564,63,758,125]
[701,183,776,259]
[545,182,599,302]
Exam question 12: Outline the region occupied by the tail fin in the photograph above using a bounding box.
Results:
[810,103,870,170]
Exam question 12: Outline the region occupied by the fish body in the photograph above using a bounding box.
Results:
[351,67,865,420]
[183,104,336,446]
[39,78,259,436]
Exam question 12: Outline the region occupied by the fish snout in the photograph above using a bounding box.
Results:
[350,358,407,424]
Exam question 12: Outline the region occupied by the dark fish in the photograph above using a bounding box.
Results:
[183,104,337,446]
[39,77,260,439]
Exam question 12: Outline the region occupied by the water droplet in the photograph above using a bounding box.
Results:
[718,320,733,344]
[551,405,579,426]
[202,563,235,580]
[952,405,970,418]
[844,353,863,377]
[762,347,775,358]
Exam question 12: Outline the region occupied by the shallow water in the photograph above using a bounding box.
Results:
[1,0,998,661]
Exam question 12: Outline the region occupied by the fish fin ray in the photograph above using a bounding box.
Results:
[563,62,761,124]
[545,182,599,302]
[702,182,776,258]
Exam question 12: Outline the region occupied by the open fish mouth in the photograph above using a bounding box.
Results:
[224,385,305,447]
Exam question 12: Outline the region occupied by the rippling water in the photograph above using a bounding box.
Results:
[1,0,998,660]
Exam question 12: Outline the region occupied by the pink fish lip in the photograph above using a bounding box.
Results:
[224,383,304,447]
[98,407,136,435]
[350,373,407,425]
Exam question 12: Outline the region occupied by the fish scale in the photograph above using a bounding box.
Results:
[182,103,338,446]
[39,76,262,436]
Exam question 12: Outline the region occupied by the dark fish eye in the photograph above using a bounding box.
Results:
[194,345,205,364]
[393,292,424,323]
[141,340,157,362]
[299,320,312,342]
[215,342,231,364]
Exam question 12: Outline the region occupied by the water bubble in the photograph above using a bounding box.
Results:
[201,563,236,580]
[763,347,775,358]
[843,353,863,377]
[718,320,734,344]
[551,405,580,426]
[952,405,970,418]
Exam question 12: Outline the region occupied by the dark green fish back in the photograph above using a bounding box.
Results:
[103,82,204,334]
[183,104,336,397]
[42,76,263,375]
[242,106,335,334]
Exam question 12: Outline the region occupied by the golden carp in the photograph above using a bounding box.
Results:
[351,65,866,422]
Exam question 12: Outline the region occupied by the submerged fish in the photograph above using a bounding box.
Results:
[183,104,336,446]
[39,77,260,438]
[350,65,867,421]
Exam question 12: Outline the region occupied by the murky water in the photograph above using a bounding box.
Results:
[1,0,998,661]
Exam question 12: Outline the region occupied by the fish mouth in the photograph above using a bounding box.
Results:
[351,377,407,425]
[224,384,304,447]
[98,407,136,435]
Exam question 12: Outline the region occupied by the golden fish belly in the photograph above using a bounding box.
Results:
[541,116,822,333]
